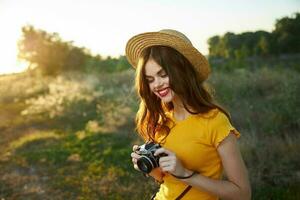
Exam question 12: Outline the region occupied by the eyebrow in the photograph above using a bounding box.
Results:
[145,69,166,78]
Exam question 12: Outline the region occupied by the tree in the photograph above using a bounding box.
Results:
[207,12,300,59]
[18,25,148,75]
[18,25,89,75]
[115,56,131,71]
[257,36,270,56]
[208,36,221,59]
[273,13,300,54]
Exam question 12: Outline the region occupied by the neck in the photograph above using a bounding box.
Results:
[172,96,191,121]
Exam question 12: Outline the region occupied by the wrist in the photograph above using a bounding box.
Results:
[171,169,198,179]
[184,169,193,177]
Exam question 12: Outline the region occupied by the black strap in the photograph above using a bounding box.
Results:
[151,171,197,200]
[173,171,197,199]
[175,185,192,200]
[171,171,198,179]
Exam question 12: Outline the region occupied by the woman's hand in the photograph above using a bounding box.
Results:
[154,147,192,177]
[131,145,141,171]
[131,144,165,182]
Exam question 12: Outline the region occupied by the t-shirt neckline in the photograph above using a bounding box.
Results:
[170,110,194,124]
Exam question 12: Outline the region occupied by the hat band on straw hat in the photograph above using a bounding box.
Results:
[125,29,210,81]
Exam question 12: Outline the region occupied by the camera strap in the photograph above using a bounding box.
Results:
[175,185,192,200]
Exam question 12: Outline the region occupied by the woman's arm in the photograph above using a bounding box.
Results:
[155,133,251,200]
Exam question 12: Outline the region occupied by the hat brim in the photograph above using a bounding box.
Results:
[125,32,210,81]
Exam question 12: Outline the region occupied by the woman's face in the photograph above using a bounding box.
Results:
[144,58,175,103]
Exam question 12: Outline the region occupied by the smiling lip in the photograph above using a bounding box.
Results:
[157,88,169,97]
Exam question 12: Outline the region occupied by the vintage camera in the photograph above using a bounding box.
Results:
[134,142,166,173]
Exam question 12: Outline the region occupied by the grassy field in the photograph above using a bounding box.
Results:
[0,66,300,199]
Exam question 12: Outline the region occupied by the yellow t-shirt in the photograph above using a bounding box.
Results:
[154,108,240,200]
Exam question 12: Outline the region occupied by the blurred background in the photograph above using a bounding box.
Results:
[0,0,299,199]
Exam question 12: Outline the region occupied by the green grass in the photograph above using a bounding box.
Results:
[253,185,300,200]
[0,67,300,199]
[3,129,157,199]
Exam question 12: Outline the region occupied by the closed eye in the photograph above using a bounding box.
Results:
[160,72,168,77]
[145,77,154,83]
[145,69,168,83]
[158,69,168,77]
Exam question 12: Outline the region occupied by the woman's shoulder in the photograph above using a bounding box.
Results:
[203,109,240,147]
[194,108,233,130]
[202,108,231,124]
[197,108,222,119]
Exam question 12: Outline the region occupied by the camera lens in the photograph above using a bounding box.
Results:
[137,157,154,173]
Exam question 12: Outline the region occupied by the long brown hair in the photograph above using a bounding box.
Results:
[135,46,229,142]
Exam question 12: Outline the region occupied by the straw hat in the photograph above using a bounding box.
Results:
[125,29,210,81]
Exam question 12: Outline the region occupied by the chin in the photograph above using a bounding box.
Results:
[160,96,173,103]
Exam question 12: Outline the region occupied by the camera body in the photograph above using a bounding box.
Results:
[135,142,165,173]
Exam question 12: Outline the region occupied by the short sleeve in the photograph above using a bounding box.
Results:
[208,111,240,148]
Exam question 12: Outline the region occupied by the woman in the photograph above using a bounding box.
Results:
[127,29,251,200]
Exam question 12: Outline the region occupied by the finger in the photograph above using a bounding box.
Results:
[133,161,140,170]
[159,157,175,165]
[132,157,137,163]
[154,147,165,156]
[132,145,139,151]
[131,157,140,171]
[159,160,176,170]
[133,164,140,171]
[159,156,173,163]
[159,161,171,168]
[160,165,175,173]
[131,152,141,159]
[154,147,173,156]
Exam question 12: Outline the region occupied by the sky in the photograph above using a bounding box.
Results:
[0,0,299,74]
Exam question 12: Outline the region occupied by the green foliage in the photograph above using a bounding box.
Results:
[274,13,300,54]
[18,70,135,132]
[20,132,156,199]
[210,67,300,135]
[18,25,131,76]
[253,185,300,200]
[208,12,300,60]
[209,67,300,199]
[16,137,70,165]
[115,56,131,71]
[18,25,89,75]
[208,31,272,59]
[210,53,300,72]
[0,181,13,198]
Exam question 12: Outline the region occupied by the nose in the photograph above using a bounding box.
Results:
[153,77,163,89]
